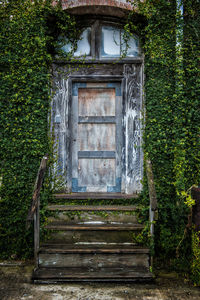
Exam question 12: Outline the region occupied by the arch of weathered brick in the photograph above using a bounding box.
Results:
[60,0,135,17]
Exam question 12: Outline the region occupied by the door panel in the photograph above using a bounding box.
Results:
[78,88,115,116]
[78,158,115,187]
[72,82,122,193]
[78,124,116,151]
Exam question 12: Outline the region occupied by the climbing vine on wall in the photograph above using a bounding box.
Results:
[0,0,77,258]
[182,0,200,284]
[128,0,200,280]
[0,0,199,284]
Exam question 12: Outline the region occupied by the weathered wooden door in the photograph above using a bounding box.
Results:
[71,82,122,193]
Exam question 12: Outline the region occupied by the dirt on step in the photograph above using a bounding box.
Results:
[0,269,200,300]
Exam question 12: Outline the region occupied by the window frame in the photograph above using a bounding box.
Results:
[61,19,142,62]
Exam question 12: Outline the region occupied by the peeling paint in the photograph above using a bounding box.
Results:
[51,63,143,194]
[124,64,143,194]
[51,76,69,189]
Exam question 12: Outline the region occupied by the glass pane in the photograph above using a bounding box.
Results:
[121,32,140,57]
[101,26,120,57]
[74,28,91,56]
[125,35,140,57]
[61,41,73,53]
[61,28,91,56]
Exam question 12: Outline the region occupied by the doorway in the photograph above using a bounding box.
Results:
[71,82,122,193]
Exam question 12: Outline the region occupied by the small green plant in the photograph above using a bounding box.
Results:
[191,231,200,285]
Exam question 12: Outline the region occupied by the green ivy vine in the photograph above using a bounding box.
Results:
[0,0,199,285]
[128,0,200,282]
[0,0,77,259]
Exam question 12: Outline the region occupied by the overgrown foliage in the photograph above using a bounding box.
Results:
[128,0,200,279]
[191,231,200,285]
[0,0,77,258]
[0,0,199,284]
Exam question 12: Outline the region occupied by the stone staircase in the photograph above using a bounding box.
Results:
[32,193,153,283]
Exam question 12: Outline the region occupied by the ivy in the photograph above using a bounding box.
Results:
[0,0,199,284]
[191,231,200,285]
[0,0,77,258]
[128,0,200,280]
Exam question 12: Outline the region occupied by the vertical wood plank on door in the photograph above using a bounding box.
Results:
[115,95,123,181]
[71,95,79,180]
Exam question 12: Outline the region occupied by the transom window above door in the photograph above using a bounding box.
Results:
[61,20,140,59]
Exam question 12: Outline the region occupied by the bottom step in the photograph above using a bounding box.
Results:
[33,267,154,283]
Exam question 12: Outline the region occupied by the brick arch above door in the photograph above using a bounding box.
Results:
[60,0,135,17]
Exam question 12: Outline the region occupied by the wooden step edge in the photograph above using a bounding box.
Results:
[44,224,145,231]
[46,205,137,211]
[39,247,150,254]
[40,242,138,247]
[54,193,139,200]
[33,267,154,282]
